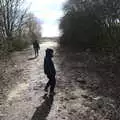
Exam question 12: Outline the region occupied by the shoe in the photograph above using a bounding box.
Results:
[43,93,48,99]
[49,91,55,96]
[44,88,48,92]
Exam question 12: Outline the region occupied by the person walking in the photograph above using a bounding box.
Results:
[33,40,40,57]
[44,48,56,95]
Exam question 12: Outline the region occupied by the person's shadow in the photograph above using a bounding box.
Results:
[31,94,54,120]
[28,56,37,60]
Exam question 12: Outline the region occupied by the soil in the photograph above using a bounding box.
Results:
[0,40,119,120]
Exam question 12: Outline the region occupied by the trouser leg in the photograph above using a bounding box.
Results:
[45,79,51,91]
[34,48,36,57]
[36,48,39,56]
[50,76,56,93]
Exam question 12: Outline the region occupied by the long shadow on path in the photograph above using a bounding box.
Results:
[28,57,37,60]
[31,94,54,120]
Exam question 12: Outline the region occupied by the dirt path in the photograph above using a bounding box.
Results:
[0,41,117,120]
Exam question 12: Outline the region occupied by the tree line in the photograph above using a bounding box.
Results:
[0,0,41,54]
[60,0,120,54]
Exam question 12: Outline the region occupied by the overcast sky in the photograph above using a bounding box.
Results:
[27,0,67,37]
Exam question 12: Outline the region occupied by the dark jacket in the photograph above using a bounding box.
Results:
[33,41,40,49]
[44,56,56,76]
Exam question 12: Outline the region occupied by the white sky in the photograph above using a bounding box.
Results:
[27,0,67,37]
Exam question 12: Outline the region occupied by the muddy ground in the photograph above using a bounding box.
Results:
[0,40,120,120]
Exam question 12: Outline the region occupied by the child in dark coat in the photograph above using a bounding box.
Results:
[44,48,56,95]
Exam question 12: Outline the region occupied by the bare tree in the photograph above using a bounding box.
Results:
[24,13,41,42]
[0,0,29,40]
